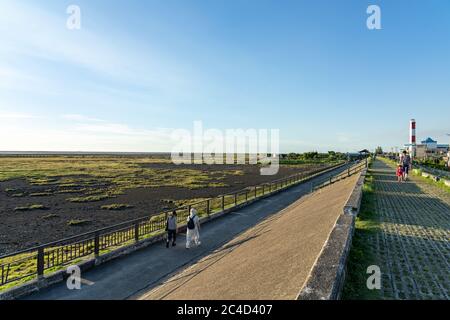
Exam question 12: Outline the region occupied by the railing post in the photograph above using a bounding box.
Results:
[245,191,248,203]
[94,232,100,258]
[134,222,140,243]
[188,205,191,217]
[234,193,237,206]
[37,247,44,278]
[207,199,210,215]
[262,184,265,195]
[254,186,257,199]
[222,195,225,212]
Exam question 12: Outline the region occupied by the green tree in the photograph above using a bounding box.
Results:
[303,151,318,160]
[375,146,383,154]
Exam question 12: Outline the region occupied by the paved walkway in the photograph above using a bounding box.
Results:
[25,164,353,300]
[368,160,450,300]
[137,175,359,300]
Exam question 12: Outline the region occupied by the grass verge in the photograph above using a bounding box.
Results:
[67,219,92,226]
[412,169,450,194]
[342,169,381,300]
[14,204,48,212]
[101,204,134,210]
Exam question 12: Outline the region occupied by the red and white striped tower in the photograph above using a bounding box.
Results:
[409,119,416,158]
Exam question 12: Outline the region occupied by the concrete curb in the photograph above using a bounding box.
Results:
[413,166,450,187]
[297,168,366,300]
[0,163,348,300]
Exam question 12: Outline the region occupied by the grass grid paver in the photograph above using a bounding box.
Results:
[351,159,450,300]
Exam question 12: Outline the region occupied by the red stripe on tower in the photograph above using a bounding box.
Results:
[409,119,417,158]
[410,119,416,145]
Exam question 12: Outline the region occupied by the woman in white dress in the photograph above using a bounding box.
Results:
[186,208,201,249]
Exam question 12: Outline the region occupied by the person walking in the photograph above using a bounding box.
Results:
[396,164,404,183]
[166,210,177,248]
[447,151,450,170]
[402,151,412,181]
[399,151,405,165]
[186,208,201,249]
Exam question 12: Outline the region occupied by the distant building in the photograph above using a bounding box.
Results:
[403,119,449,160]
[405,137,449,160]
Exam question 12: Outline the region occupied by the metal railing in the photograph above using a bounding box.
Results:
[311,160,368,191]
[0,160,366,290]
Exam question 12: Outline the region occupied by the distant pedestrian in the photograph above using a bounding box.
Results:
[447,151,450,170]
[186,208,201,249]
[401,151,412,181]
[399,151,405,165]
[396,165,404,183]
[166,210,177,248]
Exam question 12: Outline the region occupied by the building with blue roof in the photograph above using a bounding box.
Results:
[405,137,449,159]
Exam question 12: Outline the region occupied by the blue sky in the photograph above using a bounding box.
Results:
[1,0,449,153]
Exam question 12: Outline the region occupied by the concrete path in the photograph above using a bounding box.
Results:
[137,175,359,300]
[365,159,449,300]
[24,164,353,300]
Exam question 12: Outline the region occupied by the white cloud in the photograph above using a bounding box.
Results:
[74,123,142,135]
[0,120,176,152]
[61,114,105,122]
[0,0,193,97]
[0,65,49,92]
[0,111,42,119]
[0,1,196,152]
[61,114,168,137]
[0,1,124,77]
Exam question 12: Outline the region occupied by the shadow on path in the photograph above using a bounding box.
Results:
[369,159,449,299]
